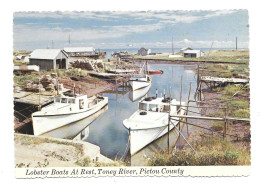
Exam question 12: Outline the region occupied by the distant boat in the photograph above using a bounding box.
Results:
[123,96,186,155]
[129,62,152,91]
[147,70,163,75]
[129,84,151,102]
[32,94,108,136]
[129,75,152,91]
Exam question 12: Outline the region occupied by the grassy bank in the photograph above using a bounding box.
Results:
[147,136,250,166]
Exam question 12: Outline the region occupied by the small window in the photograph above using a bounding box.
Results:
[79,99,84,109]
[61,98,67,103]
[55,97,61,103]
[148,104,157,112]
[139,103,147,111]
[68,99,75,104]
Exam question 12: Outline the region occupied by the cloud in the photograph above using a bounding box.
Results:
[13,22,165,43]
[13,10,247,50]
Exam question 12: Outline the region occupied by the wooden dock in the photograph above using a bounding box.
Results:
[14,92,54,106]
[200,76,249,84]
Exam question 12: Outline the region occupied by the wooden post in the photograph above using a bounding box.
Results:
[168,87,172,155]
[129,127,131,156]
[38,73,41,111]
[73,83,76,96]
[186,82,192,136]
[177,76,183,143]
[200,81,202,101]
[79,84,81,94]
[223,107,227,139]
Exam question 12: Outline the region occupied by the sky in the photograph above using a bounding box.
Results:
[13,10,249,51]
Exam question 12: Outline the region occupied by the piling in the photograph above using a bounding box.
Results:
[186,83,192,136]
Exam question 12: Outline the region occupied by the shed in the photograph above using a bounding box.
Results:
[29,49,68,70]
[180,47,193,53]
[183,50,204,58]
[64,47,96,57]
[138,48,151,56]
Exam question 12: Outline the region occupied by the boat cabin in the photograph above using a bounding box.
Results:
[54,95,88,110]
[138,97,183,114]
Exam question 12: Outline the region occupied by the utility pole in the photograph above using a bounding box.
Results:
[236,36,237,50]
[172,35,174,55]
[52,40,54,49]
[68,34,71,45]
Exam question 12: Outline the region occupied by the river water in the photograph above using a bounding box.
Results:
[84,63,198,163]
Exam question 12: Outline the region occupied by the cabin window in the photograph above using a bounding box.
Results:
[79,99,84,109]
[61,98,67,103]
[68,99,75,104]
[163,105,170,112]
[148,104,158,112]
[139,103,147,111]
[55,97,61,103]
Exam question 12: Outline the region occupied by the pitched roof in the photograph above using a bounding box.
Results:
[63,47,95,53]
[183,50,203,54]
[180,47,192,51]
[30,49,67,60]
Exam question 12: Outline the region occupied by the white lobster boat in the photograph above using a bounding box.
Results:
[32,94,108,136]
[123,96,186,155]
[129,75,152,91]
[129,84,151,102]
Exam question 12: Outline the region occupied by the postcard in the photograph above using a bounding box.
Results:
[13,10,250,178]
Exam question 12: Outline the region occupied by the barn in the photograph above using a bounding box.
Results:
[29,49,68,70]
[183,50,204,58]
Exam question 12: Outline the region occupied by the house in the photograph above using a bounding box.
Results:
[138,48,151,56]
[63,47,96,57]
[29,49,69,70]
[180,47,193,53]
[183,50,204,58]
[16,55,26,60]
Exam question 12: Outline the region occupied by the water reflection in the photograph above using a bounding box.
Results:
[128,121,187,166]
[86,63,198,161]
[129,84,151,102]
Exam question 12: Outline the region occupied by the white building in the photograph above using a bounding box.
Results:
[138,48,151,56]
[183,50,204,58]
[64,47,96,57]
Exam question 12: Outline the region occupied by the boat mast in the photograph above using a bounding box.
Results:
[168,87,172,154]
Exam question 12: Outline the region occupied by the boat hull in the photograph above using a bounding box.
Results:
[129,120,178,155]
[129,80,151,91]
[32,97,108,136]
[147,70,163,75]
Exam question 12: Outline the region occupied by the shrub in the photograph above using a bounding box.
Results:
[223,84,238,96]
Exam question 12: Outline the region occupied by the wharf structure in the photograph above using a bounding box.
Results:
[64,47,106,59]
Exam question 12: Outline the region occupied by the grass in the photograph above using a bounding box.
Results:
[211,120,224,131]
[234,109,250,118]
[223,84,240,96]
[13,74,38,86]
[76,157,125,167]
[131,49,249,64]
[147,136,250,166]
[15,134,84,155]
